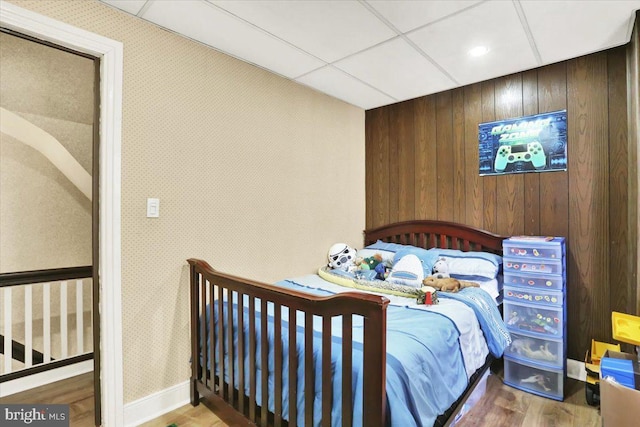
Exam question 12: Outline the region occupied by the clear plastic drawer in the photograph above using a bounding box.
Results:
[504,331,564,368]
[504,356,564,400]
[503,237,565,260]
[503,257,563,275]
[504,300,564,338]
[504,286,563,307]
[504,271,564,291]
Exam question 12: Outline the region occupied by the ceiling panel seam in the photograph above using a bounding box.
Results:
[513,0,543,66]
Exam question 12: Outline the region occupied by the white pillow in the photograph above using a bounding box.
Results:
[387,254,424,288]
[427,248,502,279]
[438,256,499,280]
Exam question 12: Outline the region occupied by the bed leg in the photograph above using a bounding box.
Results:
[191,378,200,406]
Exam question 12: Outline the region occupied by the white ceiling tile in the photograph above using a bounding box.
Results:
[335,37,455,100]
[521,0,640,64]
[209,0,398,62]
[366,0,483,32]
[100,0,148,15]
[141,0,325,78]
[408,0,538,86]
[296,67,395,110]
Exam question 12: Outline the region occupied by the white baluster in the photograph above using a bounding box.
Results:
[43,283,51,363]
[3,287,12,373]
[25,285,32,367]
[60,281,68,359]
[76,279,83,354]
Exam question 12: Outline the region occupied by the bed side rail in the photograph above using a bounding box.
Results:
[188,258,389,427]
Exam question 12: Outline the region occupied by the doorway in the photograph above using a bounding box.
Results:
[0,2,124,425]
[0,28,101,424]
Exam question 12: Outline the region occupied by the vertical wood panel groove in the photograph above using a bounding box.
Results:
[365,49,634,360]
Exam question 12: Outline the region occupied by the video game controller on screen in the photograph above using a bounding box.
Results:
[494,141,546,172]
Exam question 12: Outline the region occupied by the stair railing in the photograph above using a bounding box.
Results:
[0,266,93,382]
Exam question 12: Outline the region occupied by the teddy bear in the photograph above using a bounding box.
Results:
[422,276,480,293]
[431,257,450,279]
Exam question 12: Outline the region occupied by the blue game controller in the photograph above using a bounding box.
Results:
[494,141,546,172]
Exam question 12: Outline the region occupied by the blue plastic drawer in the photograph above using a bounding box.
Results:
[504,331,564,368]
[504,271,564,291]
[504,300,564,338]
[503,257,563,275]
[504,286,563,307]
[504,356,564,400]
[503,237,565,260]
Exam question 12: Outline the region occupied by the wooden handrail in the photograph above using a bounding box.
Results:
[0,266,92,288]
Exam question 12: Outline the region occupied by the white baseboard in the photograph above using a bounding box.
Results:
[123,380,190,427]
[0,359,94,397]
[567,358,587,382]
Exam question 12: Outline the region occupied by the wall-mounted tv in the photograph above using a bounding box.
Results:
[478,109,567,176]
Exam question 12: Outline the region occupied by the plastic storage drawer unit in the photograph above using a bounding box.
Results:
[504,356,564,400]
[504,287,563,307]
[504,300,563,337]
[505,331,564,368]
[503,237,565,260]
[503,257,563,275]
[503,271,564,291]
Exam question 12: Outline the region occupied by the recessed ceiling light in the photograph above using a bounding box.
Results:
[469,46,489,57]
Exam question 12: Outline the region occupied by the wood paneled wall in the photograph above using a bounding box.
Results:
[365,46,638,360]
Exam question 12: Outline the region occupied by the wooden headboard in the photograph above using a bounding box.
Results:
[364,220,506,256]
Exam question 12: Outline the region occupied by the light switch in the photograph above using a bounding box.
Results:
[147,198,159,218]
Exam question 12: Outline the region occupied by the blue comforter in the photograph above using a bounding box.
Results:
[201,280,509,427]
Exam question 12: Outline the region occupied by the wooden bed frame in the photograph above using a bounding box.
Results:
[188,220,505,427]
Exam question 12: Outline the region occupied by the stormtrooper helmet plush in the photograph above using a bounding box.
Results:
[327,243,357,271]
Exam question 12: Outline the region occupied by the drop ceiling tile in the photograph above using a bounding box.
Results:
[209,0,398,63]
[521,0,640,64]
[296,67,395,110]
[100,0,148,15]
[408,0,538,86]
[366,0,483,33]
[335,37,455,100]
[142,0,325,78]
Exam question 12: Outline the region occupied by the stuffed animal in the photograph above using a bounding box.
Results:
[327,243,357,271]
[510,338,556,362]
[355,254,383,271]
[422,276,479,293]
[431,257,450,279]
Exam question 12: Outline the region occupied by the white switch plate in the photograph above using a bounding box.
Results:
[146,198,159,218]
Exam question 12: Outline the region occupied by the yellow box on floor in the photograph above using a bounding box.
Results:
[600,377,640,426]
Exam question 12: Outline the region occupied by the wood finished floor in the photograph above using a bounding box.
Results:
[0,371,600,426]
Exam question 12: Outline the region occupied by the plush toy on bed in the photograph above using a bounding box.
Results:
[422,276,479,293]
[355,254,390,280]
[431,257,451,279]
[327,243,357,271]
[355,254,383,270]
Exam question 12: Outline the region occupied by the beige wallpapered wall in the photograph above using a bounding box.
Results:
[4,0,365,403]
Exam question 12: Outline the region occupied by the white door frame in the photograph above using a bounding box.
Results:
[0,3,124,426]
